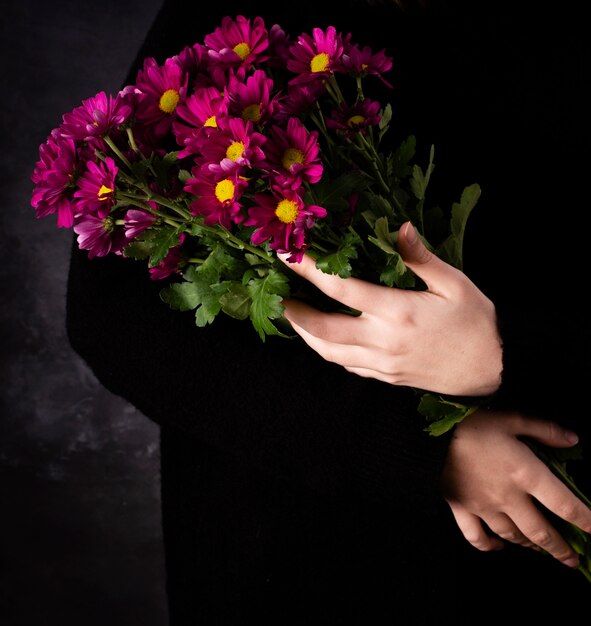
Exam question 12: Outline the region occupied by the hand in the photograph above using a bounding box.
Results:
[279,221,502,396]
[440,409,591,568]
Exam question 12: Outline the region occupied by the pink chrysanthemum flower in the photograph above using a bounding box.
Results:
[172,42,210,78]
[226,69,279,126]
[60,91,133,144]
[287,26,344,86]
[274,82,326,124]
[173,86,229,158]
[31,129,79,228]
[149,234,186,280]
[124,208,157,240]
[335,44,393,88]
[185,170,248,229]
[264,117,323,189]
[197,117,267,176]
[73,156,118,216]
[246,186,327,262]
[135,57,188,137]
[267,23,292,70]
[205,15,269,74]
[326,98,382,137]
[73,214,126,259]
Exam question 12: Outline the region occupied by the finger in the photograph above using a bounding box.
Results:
[526,464,591,535]
[396,221,470,296]
[509,415,580,450]
[285,317,378,370]
[277,252,391,313]
[446,502,504,552]
[282,299,377,347]
[509,496,581,568]
[483,512,539,549]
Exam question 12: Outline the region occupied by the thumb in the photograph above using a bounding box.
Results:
[397,221,434,265]
[397,221,462,293]
[516,418,580,450]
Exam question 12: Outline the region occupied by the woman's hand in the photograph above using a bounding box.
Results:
[440,409,591,568]
[279,221,502,397]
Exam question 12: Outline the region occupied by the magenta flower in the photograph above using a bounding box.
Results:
[326,98,382,137]
[264,117,323,188]
[73,214,126,259]
[124,209,157,240]
[135,57,188,137]
[185,170,248,228]
[197,116,267,176]
[335,45,393,88]
[149,234,186,280]
[274,82,326,124]
[173,86,229,158]
[73,156,118,216]
[205,15,269,73]
[60,91,132,145]
[245,186,327,262]
[287,26,344,85]
[267,23,292,70]
[31,129,79,228]
[226,69,279,125]
[172,42,210,78]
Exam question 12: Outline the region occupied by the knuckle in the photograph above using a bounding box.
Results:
[497,529,519,542]
[553,500,579,522]
[529,528,553,548]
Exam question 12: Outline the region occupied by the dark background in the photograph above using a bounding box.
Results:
[1,2,170,624]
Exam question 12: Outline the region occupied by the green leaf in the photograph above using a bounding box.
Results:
[122,240,153,260]
[368,216,397,254]
[195,244,242,283]
[409,144,435,201]
[247,269,291,341]
[308,171,372,212]
[417,393,477,436]
[159,281,202,311]
[378,103,393,142]
[315,231,361,278]
[219,282,251,320]
[148,227,183,267]
[159,272,225,326]
[380,253,415,288]
[435,183,481,269]
[390,135,416,179]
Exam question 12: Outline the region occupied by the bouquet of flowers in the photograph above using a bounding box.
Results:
[31,14,590,580]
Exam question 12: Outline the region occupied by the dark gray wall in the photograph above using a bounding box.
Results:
[1,2,168,624]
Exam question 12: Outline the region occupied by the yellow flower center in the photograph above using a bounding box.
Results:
[361,63,368,71]
[204,115,218,128]
[215,179,235,203]
[159,89,180,114]
[97,184,113,200]
[347,115,365,128]
[233,42,251,60]
[275,199,299,224]
[282,148,304,170]
[226,141,245,161]
[242,103,262,123]
[310,52,330,73]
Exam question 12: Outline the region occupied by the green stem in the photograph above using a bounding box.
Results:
[103,134,133,170]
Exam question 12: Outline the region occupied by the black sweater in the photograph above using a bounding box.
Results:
[65,1,591,623]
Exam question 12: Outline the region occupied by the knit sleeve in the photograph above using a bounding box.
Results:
[66,240,450,504]
[488,297,591,437]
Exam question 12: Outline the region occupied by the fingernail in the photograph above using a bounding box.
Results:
[405,222,418,245]
[563,556,579,568]
[564,430,579,444]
